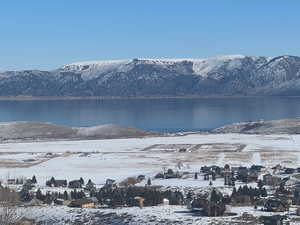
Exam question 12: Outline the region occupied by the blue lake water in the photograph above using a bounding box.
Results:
[0,97,300,132]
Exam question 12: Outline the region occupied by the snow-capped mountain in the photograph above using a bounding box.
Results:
[1,55,300,97]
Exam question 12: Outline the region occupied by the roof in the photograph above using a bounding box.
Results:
[69,199,95,207]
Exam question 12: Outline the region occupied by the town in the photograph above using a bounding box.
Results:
[3,162,300,225]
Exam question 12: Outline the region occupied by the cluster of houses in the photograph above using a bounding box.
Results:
[5,162,300,225]
[152,163,300,224]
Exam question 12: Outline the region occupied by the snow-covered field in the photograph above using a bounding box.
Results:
[0,133,300,186]
[17,204,300,225]
[1,133,300,224]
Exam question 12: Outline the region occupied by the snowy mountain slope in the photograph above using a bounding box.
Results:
[1,55,300,97]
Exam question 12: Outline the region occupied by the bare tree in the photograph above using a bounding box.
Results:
[0,187,20,225]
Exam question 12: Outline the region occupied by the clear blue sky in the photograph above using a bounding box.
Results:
[1,0,300,70]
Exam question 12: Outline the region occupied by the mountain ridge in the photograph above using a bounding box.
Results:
[1,54,300,97]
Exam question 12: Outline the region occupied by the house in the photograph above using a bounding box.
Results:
[7,179,16,185]
[284,168,295,174]
[69,198,96,208]
[250,165,265,172]
[23,180,34,190]
[54,198,64,205]
[68,180,82,189]
[104,179,117,189]
[56,180,67,187]
[259,215,288,225]
[137,175,146,182]
[85,180,96,192]
[263,198,289,212]
[134,196,145,208]
[203,173,210,181]
[189,188,226,217]
[46,178,67,187]
[247,171,258,183]
[79,153,91,157]
[237,167,248,182]
[179,148,187,153]
[263,174,281,186]
[272,164,283,174]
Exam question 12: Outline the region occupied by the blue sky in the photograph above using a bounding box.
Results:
[0,0,300,70]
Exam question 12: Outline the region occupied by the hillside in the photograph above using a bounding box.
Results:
[0,122,157,142]
[213,118,300,134]
[1,55,300,97]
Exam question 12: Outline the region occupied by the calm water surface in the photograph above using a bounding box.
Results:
[0,97,300,132]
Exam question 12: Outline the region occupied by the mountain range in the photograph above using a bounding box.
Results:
[1,54,300,97]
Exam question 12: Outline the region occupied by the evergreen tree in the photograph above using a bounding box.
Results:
[58,192,64,199]
[147,178,151,186]
[63,191,69,200]
[261,187,268,197]
[231,187,237,199]
[257,179,264,189]
[212,172,216,181]
[242,185,250,195]
[32,175,37,184]
[19,188,32,202]
[278,183,286,194]
[210,188,221,203]
[194,172,198,180]
[87,179,92,185]
[90,189,96,198]
[50,177,56,187]
[295,189,300,199]
[45,192,53,204]
[36,188,45,201]
[79,177,84,185]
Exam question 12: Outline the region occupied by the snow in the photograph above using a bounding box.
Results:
[2,132,299,224]
[17,204,300,225]
[60,55,265,79]
[0,133,300,187]
[61,59,131,80]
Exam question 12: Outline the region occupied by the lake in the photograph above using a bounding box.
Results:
[1,97,300,132]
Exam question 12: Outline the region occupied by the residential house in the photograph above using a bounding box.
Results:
[259,215,288,225]
[104,179,117,189]
[237,167,248,182]
[68,180,82,189]
[69,198,96,208]
[263,174,281,186]
[263,198,289,212]
[7,179,16,185]
[247,171,258,183]
[250,165,265,173]
[46,178,67,187]
[189,188,226,217]
[284,168,296,174]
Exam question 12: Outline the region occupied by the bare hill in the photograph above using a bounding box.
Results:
[213,118,300,134]
[0,122,157,142]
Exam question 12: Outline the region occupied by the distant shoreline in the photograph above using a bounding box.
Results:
[0,95,299,101]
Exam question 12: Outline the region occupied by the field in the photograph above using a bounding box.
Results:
[0,133,299,186]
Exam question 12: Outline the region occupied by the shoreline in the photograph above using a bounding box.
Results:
[0,95,299,101]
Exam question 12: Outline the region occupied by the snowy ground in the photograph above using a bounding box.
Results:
[0,133,300,186]
[17,204,300,225]
[1,133,300,224]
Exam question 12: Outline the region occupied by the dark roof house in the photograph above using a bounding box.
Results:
[69,180,82,189]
